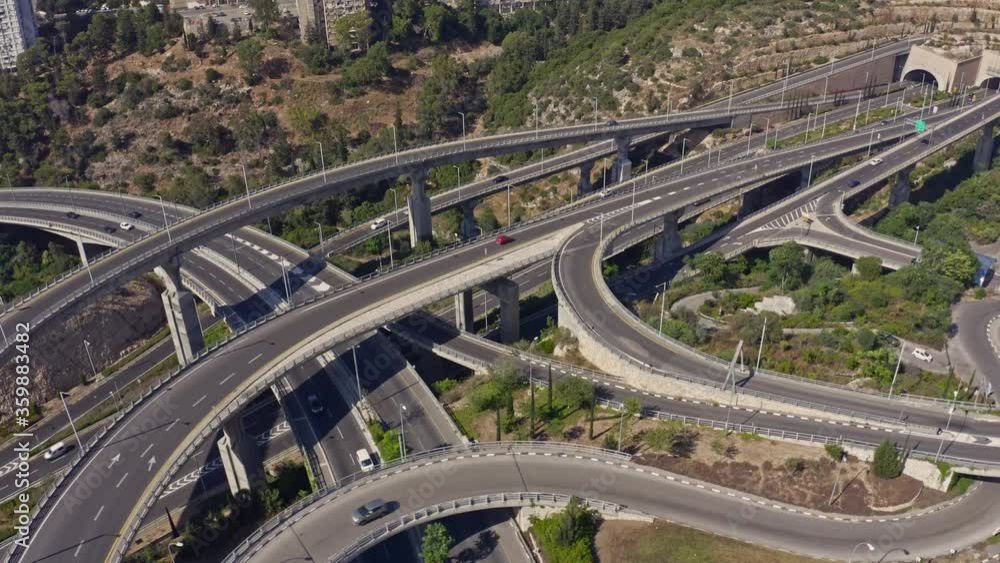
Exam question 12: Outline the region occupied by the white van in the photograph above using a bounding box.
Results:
[357,448,375,472]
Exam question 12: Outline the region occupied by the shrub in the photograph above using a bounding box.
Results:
[872,439,902,479]
[824,443,845,461]
[431,378,458,396]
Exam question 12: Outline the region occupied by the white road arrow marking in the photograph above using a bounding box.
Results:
[107,453,120,470]
[147,456,157,472]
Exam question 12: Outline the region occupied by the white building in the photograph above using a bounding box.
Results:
[0,0,35,69]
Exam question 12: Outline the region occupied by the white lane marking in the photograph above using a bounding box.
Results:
[93,505,105,521]
[165,418,180,432]
[140,444,154,458]
[116,473,128,488]
[248,353,263,364]
[74,541,84,557]
[193,395,207,407]
[220,372,236,385]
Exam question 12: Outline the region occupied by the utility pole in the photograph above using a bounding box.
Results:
[888,344,904,399]
[724,340,744,434]
[755,317,767,372]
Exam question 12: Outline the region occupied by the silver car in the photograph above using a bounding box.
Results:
[351,498,389,525]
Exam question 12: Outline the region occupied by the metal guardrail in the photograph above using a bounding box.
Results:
[580,95,1000,412]
[0,215,125,248]
[833,193,922,251]
[0,201,160,232]
[220,442,629,563]
[330,493,628,563]
[110,237,571,560]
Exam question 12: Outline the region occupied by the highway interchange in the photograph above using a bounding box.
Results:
[3,36,1000,562]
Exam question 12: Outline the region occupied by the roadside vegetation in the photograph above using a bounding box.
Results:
[0,234,80,301]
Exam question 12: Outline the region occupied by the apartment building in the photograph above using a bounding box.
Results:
[0,0,36,69]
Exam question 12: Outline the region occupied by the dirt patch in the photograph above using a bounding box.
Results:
[633,424,950,516]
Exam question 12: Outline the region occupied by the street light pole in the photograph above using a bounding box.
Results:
[849,542,875,562]
[59,392,84,453]
[155,195,172,243]
[457,112,466,150]
[658,281,667,333]
[315,142,326,183]
[935,390,959,460]
[352,345,362,400]
[167,542,184,563]
[390,124,399,166]
[389,187,400,226]
[755,316,767,372]
[83,340,98,382]
[238,164,251,210]
[399,404,407,460]
[315,222,324,254]
[888,344,904,399]
[680,138,689,175]
[913,225,921,245]
[386,221,394,269]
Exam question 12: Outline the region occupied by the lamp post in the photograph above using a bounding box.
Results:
[386,221,394,269]
[352,345,363,400]
[888,343,904,399]
[913,225,921,245]
[83,340,98,382]
[658,281,667,333]
[315,142,326,183]
[935,390,959,460]
[238,164,251,210]
[167,541,184,563]
[389,187,400,226]
[453,165,462,203]
[59,392,84,453]
[155,195,172,243]
[315,221,324,254]
[680,138,689,175]
[457,112,466,150]
[390,124,399,166]
[398,404,408,460]
[590,97,598,130]
[849,541,875,562]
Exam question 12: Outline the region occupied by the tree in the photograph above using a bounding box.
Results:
[853,256,882,281]
[422,4,452,43]
[768,242,809,290]
[421,522,453,563]
[872,439,902,479]
[251,0,280,30]
[334,11,374,51]
[643,421,699,456]
[235,38,265,85]
[416,55,466,139]
[555,377,592,411]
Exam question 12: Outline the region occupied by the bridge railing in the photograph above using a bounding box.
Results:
[220,443,629,563]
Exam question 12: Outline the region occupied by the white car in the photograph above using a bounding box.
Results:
[370,218,387,231]
[119,222,135,231]
[44,441,71,461]
[357,448,375,472]
[912,348,933,363]
[868,158,883,166]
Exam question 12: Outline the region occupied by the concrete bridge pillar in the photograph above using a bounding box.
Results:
[486,278,519,344]
[612,137,632,185]
[454,289,474,332]
[888,164,915,209]
[407,169,432,246]
[154,257,205,367]
[459,200,478,241]
[74,236,89,267]
[578,161,595,194]
[217,416,264,495]
[973,121,996,172]
[653,212,682,262]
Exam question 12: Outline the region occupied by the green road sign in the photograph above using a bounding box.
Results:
[915,120,927,132]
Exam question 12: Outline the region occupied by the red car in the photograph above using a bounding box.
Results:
[495,234,514,245]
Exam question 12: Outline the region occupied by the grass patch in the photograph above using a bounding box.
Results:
[99,326,170,378]
[597,520,823,562]
[0,475,58,541]
[772,106,900,150]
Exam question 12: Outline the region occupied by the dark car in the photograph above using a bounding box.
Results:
[128,211,142,219]
[66,211,79,219]
[307,394,323,414]
[493,175,509,184]
[352,498,390,525]
[606,119,618,126]
[103,225,116,234]
[495,234,514,245]
[847,179,861,188]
